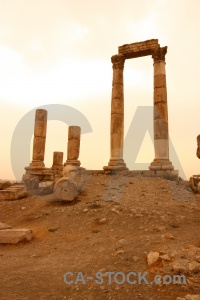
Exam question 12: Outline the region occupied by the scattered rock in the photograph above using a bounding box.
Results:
[188,261,200,273]
[111,208,119,214]
[161,233,175,240]
[160,254,170,261]
[147,251,160,266]
[0,229,34,244]
[172,259,189,274]
[98,218,107,224]
[113,249,125,256]
[38,181,54,195]
[185,294,200,300]
[196,255,200,263]
[155,225,166,232]
[132,256,140,262]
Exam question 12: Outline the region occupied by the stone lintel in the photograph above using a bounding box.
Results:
[118,39,160,59]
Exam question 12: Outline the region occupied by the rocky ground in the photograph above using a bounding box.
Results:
[0,174,200,300]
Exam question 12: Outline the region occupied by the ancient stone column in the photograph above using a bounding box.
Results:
[197,135,200,159]
[104,54,127,171]
[149,47,174,170]
[64,126,81,166]
[29,109,47,169]
[51,151,63,170]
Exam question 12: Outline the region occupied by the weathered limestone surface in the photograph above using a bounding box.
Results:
[28,109,47,169]
[118,39,159,59]
[65,126,81,166]
[53,177,78,201]
[0,180,12,190]
[104,54,127,171]
[104,39,176,174]
[0,184,27,201]
[63,165,86,191]
[52,151,63,168]
[197,135,200,159]
[0,229,33,244]
[149,46,174,171]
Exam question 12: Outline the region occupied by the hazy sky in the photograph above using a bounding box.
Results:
[0,0,199,180]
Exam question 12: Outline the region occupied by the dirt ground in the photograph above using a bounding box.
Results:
[0,174,200,300]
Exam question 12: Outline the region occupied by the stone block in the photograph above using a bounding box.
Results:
[154,86,167,104]
[154,119,168,139]
[32,137,46,161]
[52,151,63,166]
[113,68,123,84]
[154,102,168,121]
[67,139,80,160]
[68,126,81,140]
[0,229,34,244]
[154,74,166,88]
[154,61,166,76]
[35,109,47,122]
[34,120,47,138]
[0,185,27,201]
[38,181,54,195]
[112,98,124,115]
[111,114,124,135]
[53,177,78,201]
[118,39,159,58]
[0,180,12,190]
[0,222,12,230]
[112,83,124,101]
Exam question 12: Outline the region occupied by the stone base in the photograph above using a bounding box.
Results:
[28,160,45,168]
[64,160,81,167]
[103,159,128,173]
[149,159,174,170]
[87,169,179,180]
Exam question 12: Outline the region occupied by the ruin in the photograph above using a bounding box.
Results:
[64,126,81,167]
[22,112,85,197]
[104,39,175,172]
[197,134,200,159]
[0,39,180,202]
[190,134,200,193]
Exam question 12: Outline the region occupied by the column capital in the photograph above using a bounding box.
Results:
[111,54,125,69]
[152,46,167,63]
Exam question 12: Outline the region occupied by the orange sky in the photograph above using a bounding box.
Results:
[0,0,200,180]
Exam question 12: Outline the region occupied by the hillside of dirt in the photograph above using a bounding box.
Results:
[0,174,200,300]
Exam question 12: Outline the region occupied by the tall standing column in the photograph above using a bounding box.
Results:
[64,126,81,167]
[104,54,127,171]
[149,47,174,170]
[29,109,47,169]
[197,135,200,159]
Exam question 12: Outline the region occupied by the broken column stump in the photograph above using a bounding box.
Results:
[53,165,88,201]
[64,126,81,167]
[53,177,78,201]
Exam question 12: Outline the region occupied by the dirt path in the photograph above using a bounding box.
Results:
[0,175,200,300]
